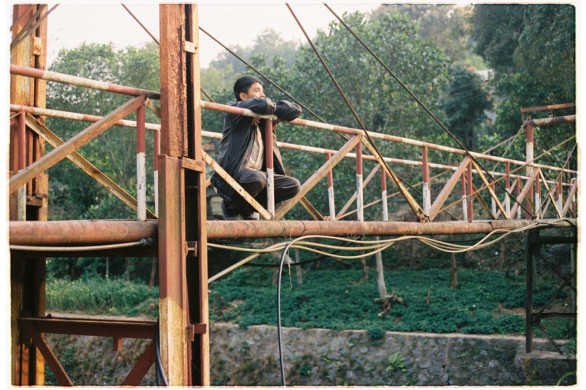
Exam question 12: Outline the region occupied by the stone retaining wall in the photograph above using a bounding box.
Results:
[45,323,575,386]
[210,323,575,386]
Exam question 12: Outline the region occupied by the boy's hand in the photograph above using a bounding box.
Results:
[252,117,261,126]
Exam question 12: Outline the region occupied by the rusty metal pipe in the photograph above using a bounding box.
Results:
[9,220,158,245]
[529,115,575,127]
[206,219,572,239]
[10,104,161,130]
[10,64,160,99]
[10,219,574,244]
[521,103,575,113]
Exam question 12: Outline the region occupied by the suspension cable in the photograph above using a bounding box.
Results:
[287,3,425,219]
[324,4,533,217]
[199,27,327,123]
[121,4,159,45]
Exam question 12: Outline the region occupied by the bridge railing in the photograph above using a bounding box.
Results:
[9,64,578,223]
[200,100,577,222]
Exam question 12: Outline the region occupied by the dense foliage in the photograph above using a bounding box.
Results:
[471,4,576,175]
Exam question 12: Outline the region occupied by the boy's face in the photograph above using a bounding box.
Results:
[239,82,265,101]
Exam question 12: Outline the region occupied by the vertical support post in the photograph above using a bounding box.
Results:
[466,161,473,222]
[154,130,160,216]
[326,153,336,220]
[516,178,522,219]
[184,4,209,386]
[136,104,146,221]
[422,145,431,216]
[505,162,511,218]
[490,181,496,218]
[355,140,363,221]
[265,119,275,218]
[525,120,534,219]
[18,111,27,221]
[381,166,388,222]
[525,229,537,353]
[11,4,48,385]
[534,172,541,220]
[556,175,563,212]
[158,4,190,385]
[461,173,467,221]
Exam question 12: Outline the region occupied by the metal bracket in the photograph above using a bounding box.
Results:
[181,157,205,172]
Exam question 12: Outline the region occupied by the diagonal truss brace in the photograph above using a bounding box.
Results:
[25,114,156,218]
[538,170,563,218]
[360,138,425,221]
[202,151,272,220]
[10,96,144,194]
[470,159,509,219]
[561,178,578,217]
[510,168,540,217]
[276,135,362,220]
[429,157,470,221]
[337,163,380,219]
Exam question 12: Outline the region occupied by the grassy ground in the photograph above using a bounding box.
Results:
[209,266,574,339]
[45,266,574,340]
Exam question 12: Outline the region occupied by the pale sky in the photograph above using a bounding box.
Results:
[41,1,382,68]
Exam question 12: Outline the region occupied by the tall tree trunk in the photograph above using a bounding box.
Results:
[450,253,458,288]
[497,240,505,270]
[361,255,368,281]
[149,257,157,288]
[295,249,303,285]
[409,239,415,269]
[375,240,388,300]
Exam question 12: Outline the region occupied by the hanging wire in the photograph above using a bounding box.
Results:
[271,218,574,385]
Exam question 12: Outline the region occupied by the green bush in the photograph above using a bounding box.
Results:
[46,276,158,317]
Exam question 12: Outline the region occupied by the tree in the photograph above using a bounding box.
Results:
[441,64,492,150]
[471,4,575,170]
[46,42,160,282]
[372,4,483,67]
[280,11,449,220]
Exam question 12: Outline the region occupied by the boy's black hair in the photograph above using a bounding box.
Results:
[234,75,263,101]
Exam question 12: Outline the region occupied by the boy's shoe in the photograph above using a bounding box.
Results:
[241,212,259,221]
[221,200,239,220]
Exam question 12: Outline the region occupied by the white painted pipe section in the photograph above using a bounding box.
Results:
[491,197,496,218]
[154,170,159,216]
[382,190,389,222]
[356,174,364,221]
[462,196,468,221]
[534,192,540,220]
[328,186,336,221]
[136,152,146,221]
[422,182,431,216]
[18,186,26,221]
[267,167,275,217]
[505,191,510,218]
